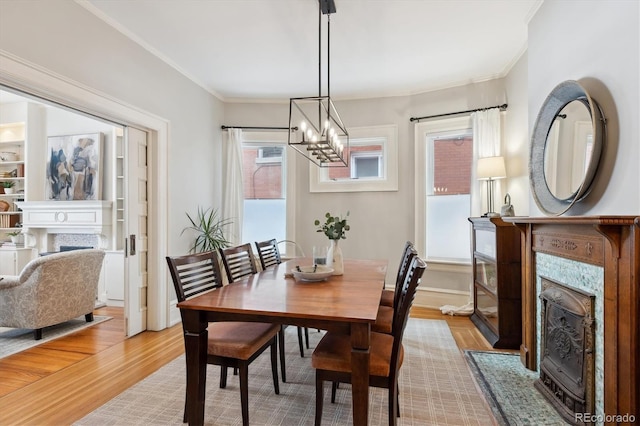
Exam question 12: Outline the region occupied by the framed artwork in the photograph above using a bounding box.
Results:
[46,133,103,201]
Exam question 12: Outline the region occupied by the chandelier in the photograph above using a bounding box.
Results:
[288,0,349,167]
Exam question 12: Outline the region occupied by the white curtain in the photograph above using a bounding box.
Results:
[222,128,244,245]
[471,108,502,217]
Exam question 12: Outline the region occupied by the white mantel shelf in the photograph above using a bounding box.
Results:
[16,201,112,229]
[15,201,113,249]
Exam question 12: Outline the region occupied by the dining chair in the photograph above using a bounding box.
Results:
[219,243,258,282]
[373,243,418,334]
[254,239,310,381]
[379,241,415,308]
[312,255,427,426]
[166,251,280,426]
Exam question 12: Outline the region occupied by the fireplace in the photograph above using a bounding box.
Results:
[536,277,595,424]
[503,216,640,424]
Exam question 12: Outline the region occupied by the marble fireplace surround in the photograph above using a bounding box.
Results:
[504,216,639,423]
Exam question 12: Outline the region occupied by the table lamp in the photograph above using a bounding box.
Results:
[477,156,506,217]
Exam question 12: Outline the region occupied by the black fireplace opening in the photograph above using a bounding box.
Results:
[40,245,94,256]
[535,277,596,425]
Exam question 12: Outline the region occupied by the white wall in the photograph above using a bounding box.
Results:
[528,0,640,216]
[0,0,224,257]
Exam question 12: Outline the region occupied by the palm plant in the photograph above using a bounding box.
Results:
[181,206,232,253]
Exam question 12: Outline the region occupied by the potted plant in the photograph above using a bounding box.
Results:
[181,206,232,253]
[314,211,350,275]
[7,230,24,245]
[2,181,15,195]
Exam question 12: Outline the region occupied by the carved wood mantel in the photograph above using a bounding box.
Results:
[503,216,639,422]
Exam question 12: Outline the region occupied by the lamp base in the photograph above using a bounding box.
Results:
[483,211,501,218]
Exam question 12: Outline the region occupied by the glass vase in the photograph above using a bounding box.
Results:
[327,239,344,275]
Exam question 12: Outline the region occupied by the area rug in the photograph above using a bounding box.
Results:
[0,315,111,359]
[76,319,495,425]
[464,350,568,425]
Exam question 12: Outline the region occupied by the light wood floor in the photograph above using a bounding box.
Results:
[0,305,495,425]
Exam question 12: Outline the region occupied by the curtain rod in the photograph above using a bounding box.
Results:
[409,103,508,123]
[221,125,297,131]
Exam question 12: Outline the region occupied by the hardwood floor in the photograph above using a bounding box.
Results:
[0,305,495,425]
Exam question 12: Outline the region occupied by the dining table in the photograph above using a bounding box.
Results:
[177,257,388,426]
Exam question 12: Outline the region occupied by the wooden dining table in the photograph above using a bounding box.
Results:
[177,257,388,425]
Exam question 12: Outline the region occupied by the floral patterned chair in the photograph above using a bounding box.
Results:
[0,249,105,340]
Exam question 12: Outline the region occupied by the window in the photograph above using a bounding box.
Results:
[310,124,398,192]
[415,116,473,263]
[241,132,295,255]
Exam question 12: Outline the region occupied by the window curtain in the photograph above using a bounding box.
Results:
[470,108,502,217]
[222,128,244,245]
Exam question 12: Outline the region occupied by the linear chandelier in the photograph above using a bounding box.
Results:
[288,0,349,167]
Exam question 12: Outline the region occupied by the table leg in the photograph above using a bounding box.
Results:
[351,322,370,426]
[182,310,208,426]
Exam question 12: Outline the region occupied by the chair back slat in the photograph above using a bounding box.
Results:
[392,242,417,309]
[390,256,426,375]
[255,239,282,270]
[219,243,258,283]
[166,251,224,303]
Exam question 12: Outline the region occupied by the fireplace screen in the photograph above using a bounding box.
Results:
[535,277,595,424]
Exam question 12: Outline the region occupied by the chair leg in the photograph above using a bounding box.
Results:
[397,380,400,418]
[331,381,338,403]
[279,326,287,383]
[270,338,280,394]
[315,373,324,426]
[297,326,305,357]
[183,390,188,423]
[389,381,398,425]
[239,364,249,426]
[85,312,94,322]
[220,365,228,388]
[304,327,310,349]
[33,328,42,340]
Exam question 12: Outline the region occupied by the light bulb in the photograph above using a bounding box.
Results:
[324,120,330,129]
[306,129,312,139]
[300,121,307,132]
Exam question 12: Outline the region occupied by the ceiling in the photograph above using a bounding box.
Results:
[38,1,543,102]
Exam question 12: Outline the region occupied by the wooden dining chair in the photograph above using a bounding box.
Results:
[219,243,258,282]
[379,241,414,307]
[166,251,280,426]
[253,239,309,381]
[373,243,418,334]
[312,255,426,426]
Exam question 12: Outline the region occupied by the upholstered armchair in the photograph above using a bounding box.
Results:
[0,249,105,340]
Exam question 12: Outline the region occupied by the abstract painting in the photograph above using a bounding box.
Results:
[46,133,103,201]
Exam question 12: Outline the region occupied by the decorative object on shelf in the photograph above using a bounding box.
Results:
[46,133,103,201]
[500,193,515,217]
[0,152,18,162]
[0,200,9,212]
[182,206,232,253]
[8,230,24,245]
[1,180,15,195]
[477,156,506,217]
[314,211,349,275]
[288,0,349,168]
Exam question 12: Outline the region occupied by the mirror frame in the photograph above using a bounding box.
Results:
[530,80,605,215]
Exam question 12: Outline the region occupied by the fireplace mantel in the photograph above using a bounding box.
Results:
[15,201,113,249]
[503,216,639,422]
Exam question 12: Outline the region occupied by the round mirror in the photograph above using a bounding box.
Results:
[530,80,605,215]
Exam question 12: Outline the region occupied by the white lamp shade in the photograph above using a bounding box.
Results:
[477,156,506,180]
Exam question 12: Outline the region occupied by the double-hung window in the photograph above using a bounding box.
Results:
[415,116,474,264]
[241,132,295,255]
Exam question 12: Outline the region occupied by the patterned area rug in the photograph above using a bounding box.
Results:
[76,319,495,425]
[464,350,568,425]
[0,315,111,359]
